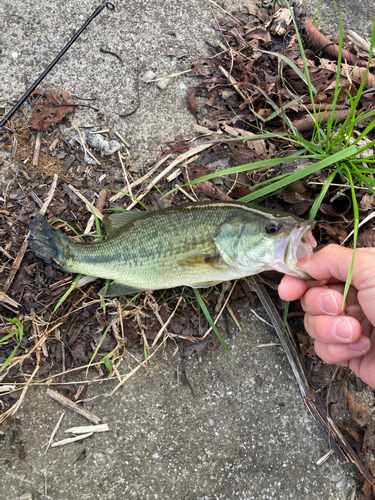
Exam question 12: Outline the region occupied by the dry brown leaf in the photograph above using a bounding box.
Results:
[359,194,375,211]
[320,222,348,244]
[31,88,75,130]
[343,385,371,427]
[186,87,198,116]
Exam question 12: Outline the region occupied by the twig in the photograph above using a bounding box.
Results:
[147,69,192,82]
[206,0,237,21]
[151,295,184,348]
[51,432,93,447]
[68,184,103,220]
[0,292,20,309]
[99,47,124,65]
[113,130,131,149]
[118,151,133,197]
[84,189,107,235]
[46,388,101,424]
[109,155,171,203]
[126,143,214,210]
[0,363,39,424]
[73,124,101,165]
[120,69,141,117]
[201,281,237,339]
[45,412,65,453]
[3,235,29,293]
[219,65,247,100]
[31,308,48,358]
[175,185,196,202]
[226,303,243,334]
[39,174,58,215]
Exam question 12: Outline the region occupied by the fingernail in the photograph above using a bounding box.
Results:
[296,254,311,270]
[350,336,371,352]
[332,318,353,341]
[318,292,339,315]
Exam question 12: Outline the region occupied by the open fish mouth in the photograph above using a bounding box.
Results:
[287,220,316,262]
[274,220,317,278]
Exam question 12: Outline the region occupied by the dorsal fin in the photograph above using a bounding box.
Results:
[102,210,148,235]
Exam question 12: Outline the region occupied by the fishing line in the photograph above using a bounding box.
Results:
[0,0,116,133]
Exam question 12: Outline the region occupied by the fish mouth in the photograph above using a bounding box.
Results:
[275,221,317,279]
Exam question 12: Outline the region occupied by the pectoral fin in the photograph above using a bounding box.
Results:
[178,254,224,269]
[103,210,148,235]
[98,282,147,297]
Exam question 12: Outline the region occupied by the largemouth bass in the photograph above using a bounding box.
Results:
[29,201,316,297]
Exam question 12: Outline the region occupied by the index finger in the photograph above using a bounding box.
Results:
[278,274,328,301]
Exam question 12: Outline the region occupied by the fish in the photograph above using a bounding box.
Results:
[28,201,317,297]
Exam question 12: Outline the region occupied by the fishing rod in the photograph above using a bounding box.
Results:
[0,0,115,133]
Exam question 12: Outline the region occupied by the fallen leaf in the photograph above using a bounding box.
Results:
[31,88,75,130]
[186,87,198,116]
[359,193,375,211]
[343,385,371,427]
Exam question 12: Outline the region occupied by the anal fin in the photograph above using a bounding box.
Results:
[98,282,147,297]
[190,281,222,289]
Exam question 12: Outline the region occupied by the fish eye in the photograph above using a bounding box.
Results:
[265,221,282,235]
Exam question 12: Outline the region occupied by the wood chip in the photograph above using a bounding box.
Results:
[0,291,20,309]
[33,130,42,166]
[48,138,59,151]
[46,388,101,424]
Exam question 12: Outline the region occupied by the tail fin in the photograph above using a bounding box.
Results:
[29,214,70,270]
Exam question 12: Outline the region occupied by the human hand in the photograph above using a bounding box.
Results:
[278,244,375,388]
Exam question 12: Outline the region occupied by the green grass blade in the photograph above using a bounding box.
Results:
[102,355,113,377]
[0,316,24,371]
[341,167,359,307]
[264,96,306,122]
[308,168,339,220]
[258,48,317,94]
[326,6,343,147]
[162,154,317,199]
[238,145,358,202]
[192,288,233,358]
[51,219,85,242]
[53,274,83,313]
[105,189,150,211]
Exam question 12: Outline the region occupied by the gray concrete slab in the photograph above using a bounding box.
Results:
[1,0,373,499]
[1,313,351,500]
